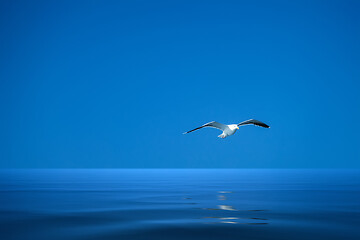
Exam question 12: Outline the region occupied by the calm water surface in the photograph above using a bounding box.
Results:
[0,169,359,240]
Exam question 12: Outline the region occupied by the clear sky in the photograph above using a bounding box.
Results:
[1,0,359,168]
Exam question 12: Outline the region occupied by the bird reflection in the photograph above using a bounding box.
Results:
[218,195,227,200]
[218,205,236,211]
[198,191,269,225]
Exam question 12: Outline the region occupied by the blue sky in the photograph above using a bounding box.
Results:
[0,0,359,168]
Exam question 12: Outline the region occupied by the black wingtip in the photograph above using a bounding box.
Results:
[259,123,270,128]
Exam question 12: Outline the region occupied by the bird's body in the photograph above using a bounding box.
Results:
[218,124,239,138]
[184,119,269,138]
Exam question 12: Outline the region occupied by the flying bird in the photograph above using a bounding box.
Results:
[183,119,270,138]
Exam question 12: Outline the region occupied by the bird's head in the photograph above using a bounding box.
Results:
[230,124,239,130]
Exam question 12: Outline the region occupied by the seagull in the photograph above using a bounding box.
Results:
[183,119,270,139]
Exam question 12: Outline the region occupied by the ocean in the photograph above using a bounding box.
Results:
[0,169,359,240]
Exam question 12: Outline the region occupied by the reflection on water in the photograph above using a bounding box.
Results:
[218,191,233,194]
[185,190,269,225]
[218,204,237,211]
[218,195,227,200]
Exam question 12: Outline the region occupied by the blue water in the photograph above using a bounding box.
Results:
[0,169,359,240]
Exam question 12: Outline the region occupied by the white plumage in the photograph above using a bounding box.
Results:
[183,119,270,138]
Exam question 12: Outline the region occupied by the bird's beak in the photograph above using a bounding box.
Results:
[236,126,239,129]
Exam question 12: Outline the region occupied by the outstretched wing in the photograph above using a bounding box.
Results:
[237,119,270,128]
[183,121,228,134]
